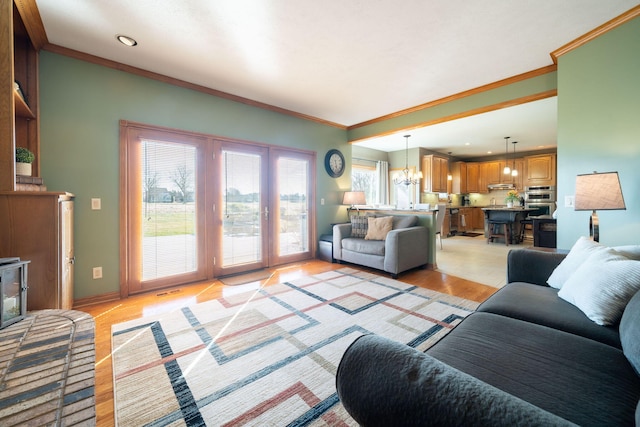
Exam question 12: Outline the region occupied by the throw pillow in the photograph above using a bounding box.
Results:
[350,215,369,238]
[365,216,393,240]
[547,236,608,289]
[558,249,640,325]
[614,245,640,261]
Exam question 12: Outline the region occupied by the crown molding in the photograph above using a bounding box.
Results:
[551,5,640,63]
[348,65,557,131]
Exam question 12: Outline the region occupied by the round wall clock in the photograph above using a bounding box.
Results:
[325,149,345,178]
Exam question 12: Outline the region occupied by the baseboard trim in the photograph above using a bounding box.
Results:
[73,291,120,308]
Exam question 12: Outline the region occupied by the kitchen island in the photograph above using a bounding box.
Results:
[481,207,537,244]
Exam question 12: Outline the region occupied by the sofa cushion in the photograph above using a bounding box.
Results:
[337,334,575,426]
[427,312,640,426]
[620,290,640,376]
[558,250,640,325]
[365,216,393,240]
[547,237,608,289]
[341,237,385,256]
[391,215,417,230]
[349,215,368,238]
[477,282,620,348]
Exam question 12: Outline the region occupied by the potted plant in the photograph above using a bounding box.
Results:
[15,147,35,176]
[504,189,520,208]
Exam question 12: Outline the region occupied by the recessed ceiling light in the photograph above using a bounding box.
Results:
[465,143,471,146]
[116,34,138,47]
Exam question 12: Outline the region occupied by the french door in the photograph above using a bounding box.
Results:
[121,121,315,296]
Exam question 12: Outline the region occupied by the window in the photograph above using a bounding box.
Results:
[351,164,376,205]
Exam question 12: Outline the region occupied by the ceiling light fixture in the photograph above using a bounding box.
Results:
[503,136,511,175]
[393,135,422,186]
[511,141,518,177]
[116,34,138,47]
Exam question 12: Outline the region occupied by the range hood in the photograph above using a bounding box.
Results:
[487,183,516,190]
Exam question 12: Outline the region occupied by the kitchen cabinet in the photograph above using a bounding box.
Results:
[451,161,467,194]
[525,154,556,187]
[471,207,485,230]
[466,163,481,193]
[458,208,471,233]
[421,155,449,193]
[512,158,525,190]
[0,192,75,310]
[1,2,47,192]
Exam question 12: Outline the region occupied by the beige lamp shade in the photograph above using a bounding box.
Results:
[575,172,626,211]
[343,191,366,206]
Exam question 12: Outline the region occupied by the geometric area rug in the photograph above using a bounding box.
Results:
[111,267,479,426]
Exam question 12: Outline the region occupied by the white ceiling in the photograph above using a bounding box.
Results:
[35,0,638,155]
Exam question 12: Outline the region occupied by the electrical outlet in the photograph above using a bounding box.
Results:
[564,195,575,208]
[92,267,103,279]
[91,198,101,210]
[321,198,325,205]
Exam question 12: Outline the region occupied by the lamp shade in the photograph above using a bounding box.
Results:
[343,191,366,206]
[575,172,626,211]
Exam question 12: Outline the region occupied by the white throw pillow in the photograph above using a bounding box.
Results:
[614,245,640,261]
[547,237,607,289]
[558,249,640,325]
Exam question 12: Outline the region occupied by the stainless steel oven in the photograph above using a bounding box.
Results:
[525,185,556,216]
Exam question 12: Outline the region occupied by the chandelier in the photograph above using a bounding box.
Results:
[394,135,422,186]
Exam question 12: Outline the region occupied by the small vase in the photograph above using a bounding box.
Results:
[506,202,513,208]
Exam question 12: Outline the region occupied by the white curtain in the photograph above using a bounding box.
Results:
[376,160,389,205]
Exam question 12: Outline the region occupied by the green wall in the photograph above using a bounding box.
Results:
[39,52,349,300]
[556,16,640,248]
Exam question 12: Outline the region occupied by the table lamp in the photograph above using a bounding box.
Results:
[574,171,625,242]
[343,191,366,215]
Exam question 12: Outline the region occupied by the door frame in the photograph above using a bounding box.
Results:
[120,120,316,298]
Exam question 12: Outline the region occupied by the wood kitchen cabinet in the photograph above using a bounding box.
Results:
[421,155,449,193]
[525,154,556,187]
[466,163,481,193]
[471,207,485,230]
[451,161,467,194]
[0,192,75,310]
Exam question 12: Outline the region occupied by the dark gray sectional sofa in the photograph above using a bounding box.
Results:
[336,247,640,426]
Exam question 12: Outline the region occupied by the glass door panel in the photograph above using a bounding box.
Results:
[270,150,314,265]
[277,157,309,256]
[141,140,198,280]
[216,143,268,276]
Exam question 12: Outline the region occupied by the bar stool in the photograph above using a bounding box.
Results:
[519,217,533,242]
[487,220,510,246]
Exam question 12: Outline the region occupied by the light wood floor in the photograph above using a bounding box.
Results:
[79,259,498,426]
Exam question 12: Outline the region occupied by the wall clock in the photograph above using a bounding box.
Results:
[325,149,345,178]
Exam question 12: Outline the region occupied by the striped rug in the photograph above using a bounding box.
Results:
[111,267,479,426]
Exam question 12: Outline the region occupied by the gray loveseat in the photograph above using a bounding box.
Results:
[336,246,640,426]
[333,214,429,278]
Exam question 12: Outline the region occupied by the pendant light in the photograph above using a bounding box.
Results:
[503,137,511,175]
[447,152,453,181]
[511,141,518,176]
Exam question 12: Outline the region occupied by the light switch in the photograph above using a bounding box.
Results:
[564,195,575,208]
[91,198,101,210]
